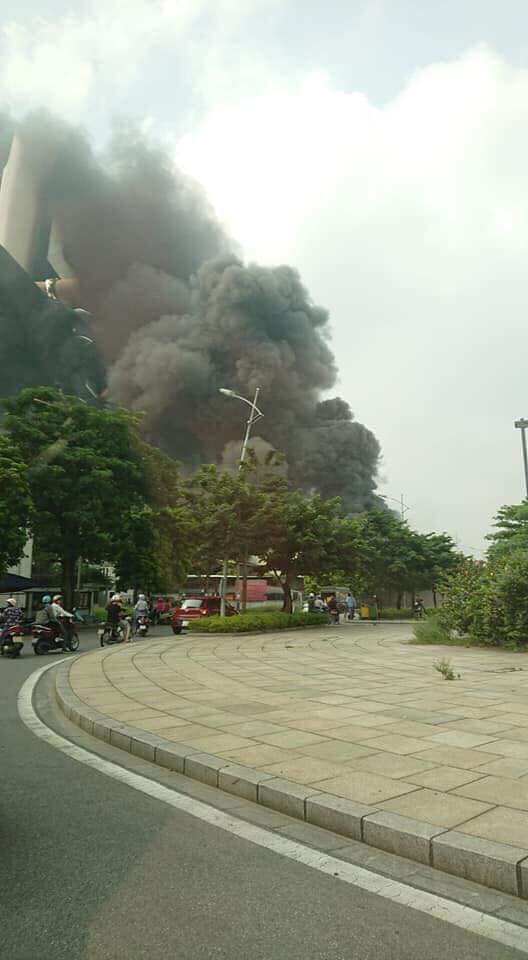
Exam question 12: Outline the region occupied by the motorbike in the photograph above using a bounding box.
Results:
[0,624,24,658]
[135,614,149,638]
[32,617,80,655]
[98,616,132,647]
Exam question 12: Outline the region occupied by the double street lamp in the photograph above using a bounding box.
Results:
[380,492,410,522]
[218,387,264,615]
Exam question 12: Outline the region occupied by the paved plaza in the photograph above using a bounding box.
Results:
[65,623,528,853]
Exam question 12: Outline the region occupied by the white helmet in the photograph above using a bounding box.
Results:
[138,594,146,601]
[53,595,62,603]
[112,593,121,602]
[6,597,16,606]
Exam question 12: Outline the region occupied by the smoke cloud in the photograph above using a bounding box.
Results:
[2,113,380,511]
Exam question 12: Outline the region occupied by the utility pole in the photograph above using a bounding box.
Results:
[219,387,264,615]
[515,419,528,500]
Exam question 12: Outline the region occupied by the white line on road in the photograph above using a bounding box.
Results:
[18,662,528,956]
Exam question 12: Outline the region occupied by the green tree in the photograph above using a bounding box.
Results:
[114,444,193,594]
[261,490,343,613]
[487,502,528,558]
[0,436,32,576]
[2,388,147,607]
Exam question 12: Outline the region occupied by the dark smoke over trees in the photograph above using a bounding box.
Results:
[2,113,381,512]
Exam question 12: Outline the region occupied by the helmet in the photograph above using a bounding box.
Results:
[111,593,121,602]
[309,593,315,599]
[42,595,51,604]
[138,594,146,601]
[53,595,62,602]
[6,597,16,606]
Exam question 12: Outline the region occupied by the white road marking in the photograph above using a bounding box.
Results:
[18,661,528,955]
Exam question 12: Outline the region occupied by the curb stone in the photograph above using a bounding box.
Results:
[53,655,528,898]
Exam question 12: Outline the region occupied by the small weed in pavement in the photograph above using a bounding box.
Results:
[434,658,460,680]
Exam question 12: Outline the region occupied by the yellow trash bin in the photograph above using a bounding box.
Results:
[360,605,370,620]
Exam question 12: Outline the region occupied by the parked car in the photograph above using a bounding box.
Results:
[171,596,238,634]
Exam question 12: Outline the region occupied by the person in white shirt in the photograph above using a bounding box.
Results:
[52,595,74,646]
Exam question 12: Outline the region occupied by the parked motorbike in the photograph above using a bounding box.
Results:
[135,614,149,638]
[32,617,80,655]
[98,616,132,647]
[0,624,24,658]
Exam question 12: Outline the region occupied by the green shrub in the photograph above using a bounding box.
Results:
[187,611,328,633]
[379,607,413,620]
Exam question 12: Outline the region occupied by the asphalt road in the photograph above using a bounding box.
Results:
[1,629,526,960]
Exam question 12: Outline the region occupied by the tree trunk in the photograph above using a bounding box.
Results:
[241,547,248,613]
[282,579,293,614]
[397,592,403,610]
[432,588,437,608]
[62,553,77,610]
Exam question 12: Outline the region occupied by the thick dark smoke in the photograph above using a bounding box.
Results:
[2,113,381,511]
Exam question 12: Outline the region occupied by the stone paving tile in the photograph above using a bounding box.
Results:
[379,789,492,827]
[477,757,528,779]
[477,739,528,759]
[218,744,304,766]
[256,731,329,749]
[456,806,528,846]
[298,741,379,763]
[312,771,418,805]
[424,730,499,749]
[356,733,428,756]
[261,757,347,784]
[321,724,389,743]
[133,715,192,731]
[177,733,255,752]
[454,775,528,811]
[351,752,436,780]
[441,718,517,735]
[412,745,502,769]
[405,765,486,791]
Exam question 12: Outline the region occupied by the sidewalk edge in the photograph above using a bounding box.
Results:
[53,657,528,899]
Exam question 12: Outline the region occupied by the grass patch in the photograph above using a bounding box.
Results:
[187,611,328,633]
[411,616,463,646]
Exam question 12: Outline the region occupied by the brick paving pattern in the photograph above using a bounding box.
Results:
[69,624,528,847]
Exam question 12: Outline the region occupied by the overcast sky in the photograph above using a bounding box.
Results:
[2,0,528,552]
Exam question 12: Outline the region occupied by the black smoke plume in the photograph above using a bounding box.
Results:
[1,113,380,511]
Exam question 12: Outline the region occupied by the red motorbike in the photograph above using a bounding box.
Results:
[0,624,24,658]
[32,618,80,655]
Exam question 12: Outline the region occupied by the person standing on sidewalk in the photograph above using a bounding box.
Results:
[345,592,356,620]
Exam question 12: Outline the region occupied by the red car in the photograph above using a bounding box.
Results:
[171,596,238,634]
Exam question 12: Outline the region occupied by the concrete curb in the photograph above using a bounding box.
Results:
[53,656,528,898]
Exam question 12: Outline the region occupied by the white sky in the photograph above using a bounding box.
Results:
[2,0,528,552]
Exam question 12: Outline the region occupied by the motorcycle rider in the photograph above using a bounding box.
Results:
[105,594,131,642]
[134,594,149,633]
[51,595,75,646]
[0,597,23,640]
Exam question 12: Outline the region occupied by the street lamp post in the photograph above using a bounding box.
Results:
[380,493,410,522]
[218,387,264,615]
[515,419,528,500]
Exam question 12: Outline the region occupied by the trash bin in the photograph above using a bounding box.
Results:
[360,605,370,620]
[370,604,379,621]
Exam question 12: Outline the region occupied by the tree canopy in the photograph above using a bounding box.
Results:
[0,435,32,576]
[2,388,147,605]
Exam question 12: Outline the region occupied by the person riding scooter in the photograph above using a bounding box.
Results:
[0,597,23,637]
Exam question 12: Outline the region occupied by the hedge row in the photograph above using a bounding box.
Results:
[187,611,329,633]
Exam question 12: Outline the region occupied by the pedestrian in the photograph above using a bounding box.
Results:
[326,592,339,623]
[345,591,356,621]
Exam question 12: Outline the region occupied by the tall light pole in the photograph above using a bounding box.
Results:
[218,387,264,615]
[515,419,528,500]
[380,493,410,522]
